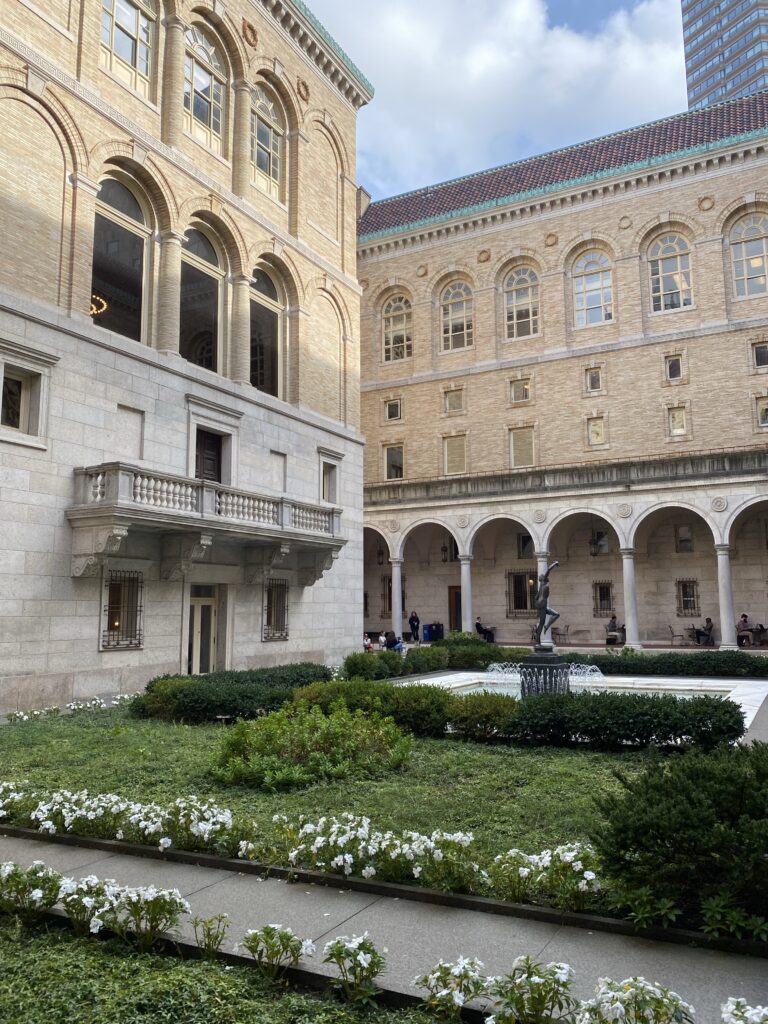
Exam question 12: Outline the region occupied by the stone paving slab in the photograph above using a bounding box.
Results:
[1,833,766,1023]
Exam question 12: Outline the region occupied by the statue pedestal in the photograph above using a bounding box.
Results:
[520,647,570,697]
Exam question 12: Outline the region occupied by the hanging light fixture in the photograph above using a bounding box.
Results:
[588,515,604,557]
[441,535,449,563]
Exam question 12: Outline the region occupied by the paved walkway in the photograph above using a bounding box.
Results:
[1,834,765,1023]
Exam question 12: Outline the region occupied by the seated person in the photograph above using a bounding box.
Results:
[736,614,753,647]
[475,616,495,643]
[605,615,625,644]
[695,617,714,645]
[384,630,404,653]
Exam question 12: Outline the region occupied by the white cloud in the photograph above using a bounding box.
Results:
[306,0,687,199]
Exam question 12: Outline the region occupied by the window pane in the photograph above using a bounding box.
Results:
[180,262,218,370]
[1,377,22,429]
[386,446,403,479]
[250,299,279,396]
[91,213,144,342]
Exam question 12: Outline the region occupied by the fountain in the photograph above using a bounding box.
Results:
[486,661,605,696]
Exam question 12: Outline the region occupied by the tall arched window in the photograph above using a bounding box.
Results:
[251,85,285,200]
[250,268,284,397]
[504,266,539,338]
[731,213,768,297]
[183,26,226,154]
[180,228,222,372]
[382,295,412,362]
[441,281,473,350]
[100,0,156,98]
[91,177,150,342]
[648,234,692,312]
[573,250,613,327]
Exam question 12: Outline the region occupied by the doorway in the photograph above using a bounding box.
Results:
[448,585,462,632]
[188,584,217,674]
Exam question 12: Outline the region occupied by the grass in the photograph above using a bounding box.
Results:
[0,709,644,857]
[0,918,432,1024]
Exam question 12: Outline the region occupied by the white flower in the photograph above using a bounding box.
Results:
[357,951,372,968]
[300,939,316,957]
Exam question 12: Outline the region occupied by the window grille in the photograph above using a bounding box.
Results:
[506,570,537,617]
[103,570,143,648]
[676,579,700,617]
[263,577,289,640]
[592,580,614,617]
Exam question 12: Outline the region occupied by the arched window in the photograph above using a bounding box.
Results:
[441,281,473,351]
[90,177,150,343]
[251,85,285,200]
[382,295,412,362]
[250,267,284,397]
[180,228,222,372]
[731,213,768,297]
[573,250,613,327]
[504,266,539,338]
[183,26,226,154]
[100,0,156,98]
[648,234,692,312]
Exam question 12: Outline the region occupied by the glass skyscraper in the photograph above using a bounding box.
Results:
[684,0,768,107]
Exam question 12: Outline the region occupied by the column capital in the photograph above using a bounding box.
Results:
[389,557,403,567]
[715,543,732,555]
[69,172,101,197]
[458,554,473,564]
[165,15,188,31]
[232,271,252,287]
[534,550,549,560]
[619,547,636,557]
[160,228,186,244]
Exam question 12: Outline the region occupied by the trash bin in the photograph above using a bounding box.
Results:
[422,624,431,643]
[430,623,444,641]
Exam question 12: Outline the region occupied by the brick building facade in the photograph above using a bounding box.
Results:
[0,0,371,710]
[358,94,768,650]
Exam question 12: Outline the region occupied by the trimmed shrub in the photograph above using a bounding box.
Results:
[511,691,744,750]
[293,678,452,737]
[434,639,530,670]
[341,651,404,680]
[447,691,519,742]
[133,664,332,722]
[211,703,411,790]
[593,743,768,918]
[377,650,405,678]
[403,645,450,674]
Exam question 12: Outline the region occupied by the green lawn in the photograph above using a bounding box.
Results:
[0,919,432,1024]
[0,710,643,857]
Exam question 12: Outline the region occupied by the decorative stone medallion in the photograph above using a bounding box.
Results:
[698,196,715,212]
[477,249,491,263]
[416,265,428,277]
[711,496,727,512]
[617,503,633,518]
[618,215,632,230]
[388,519,400,532]
[544,233,558,248]
[456,515,470,528]
[533,509,546,523]
[242,19,259,48]
[297,79,310,103]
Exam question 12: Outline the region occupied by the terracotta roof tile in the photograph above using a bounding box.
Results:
[358,91,768,239]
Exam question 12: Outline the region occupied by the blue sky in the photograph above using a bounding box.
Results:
[305,0,688,200]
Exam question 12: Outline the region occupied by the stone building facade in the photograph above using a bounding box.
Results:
[358,93,768,650]
[0,0,372,710]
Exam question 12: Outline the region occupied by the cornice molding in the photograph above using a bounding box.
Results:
[357,136,768,259]
[253,0,373,109]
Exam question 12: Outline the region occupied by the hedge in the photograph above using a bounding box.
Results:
[293,679,744,750]
[131,664,332,722]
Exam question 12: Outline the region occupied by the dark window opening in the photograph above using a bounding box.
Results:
[506,570,536,617]
[103,570,143,648]
[91,213,144,341]
[195,429,222,482]
[1,377,23,429]
[180,262,218,370]
[264,577,289,640]
[250,299,279,396]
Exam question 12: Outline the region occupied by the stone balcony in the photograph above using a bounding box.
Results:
[364,447,768,508]
[66,462,344,584]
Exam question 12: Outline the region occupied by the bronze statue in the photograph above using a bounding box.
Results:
[533,561,560,645]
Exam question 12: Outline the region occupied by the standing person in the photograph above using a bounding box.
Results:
[408,610,420,643]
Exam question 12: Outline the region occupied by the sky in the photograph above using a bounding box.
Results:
[304,0,689,201]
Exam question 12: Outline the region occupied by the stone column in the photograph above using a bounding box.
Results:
[161,17,187,148]
[620,548,642,649]
[390,558,403,640]
[534,551,551,645]
[459,555,473,632]
[232,81,252,197]
[156,230,184,353]
[716,544,738,650]
[230,273,251,383]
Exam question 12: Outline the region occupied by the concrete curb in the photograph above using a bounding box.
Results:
[3,825,765,960]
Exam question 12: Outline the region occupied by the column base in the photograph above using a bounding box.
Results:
[624,643,643,651]
[718,643,739,652]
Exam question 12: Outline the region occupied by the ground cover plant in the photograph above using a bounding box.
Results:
[0,708,638,860]
[0,918,433,1024]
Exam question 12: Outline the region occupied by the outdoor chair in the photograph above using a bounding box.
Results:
[668,624,684,645]
[551,625,570,644]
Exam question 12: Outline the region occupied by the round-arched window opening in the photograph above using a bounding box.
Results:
[249,266,285,398]
[90,177,150,343]
[180,228,223,372]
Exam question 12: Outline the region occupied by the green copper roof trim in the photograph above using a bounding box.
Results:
[288,0,374,97]
[358,127,768,244]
